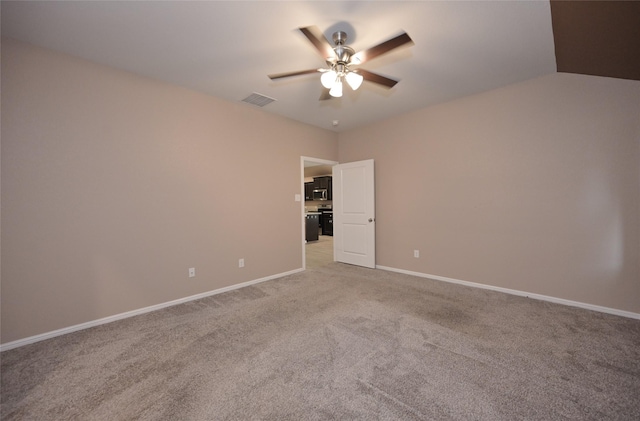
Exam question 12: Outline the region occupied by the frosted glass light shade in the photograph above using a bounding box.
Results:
[345,72,363,90]
[329,80,343,97]
[321,71,337,89]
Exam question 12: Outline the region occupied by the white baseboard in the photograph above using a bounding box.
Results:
[4,265,637,352]
[377,265,640,320]
[0,268,304,352]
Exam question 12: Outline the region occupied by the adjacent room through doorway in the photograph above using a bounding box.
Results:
[302,157,337,270]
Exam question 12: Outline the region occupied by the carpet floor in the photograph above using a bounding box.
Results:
[2,263,639,420]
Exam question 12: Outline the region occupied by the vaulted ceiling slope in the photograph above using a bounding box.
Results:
[551,0,640,82]
[1,1,638,132]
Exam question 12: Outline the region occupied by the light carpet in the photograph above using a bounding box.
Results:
[2,263,639,420]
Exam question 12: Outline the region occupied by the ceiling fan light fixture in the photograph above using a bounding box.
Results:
[321,70,337,89]
[269,26,413,101]
[345,71,363,90]
[329,80,343,97]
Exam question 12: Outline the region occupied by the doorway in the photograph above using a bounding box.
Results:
[301,156,337,270]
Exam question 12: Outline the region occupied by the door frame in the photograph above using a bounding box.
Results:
[301,156,338,269]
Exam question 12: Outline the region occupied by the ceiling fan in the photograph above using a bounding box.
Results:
[268,26,414,100]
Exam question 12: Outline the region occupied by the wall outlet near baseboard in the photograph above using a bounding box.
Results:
[413,250,420,258]
[239,258,245,268]
[188,267,196,278]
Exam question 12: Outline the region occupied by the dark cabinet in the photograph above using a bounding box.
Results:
[313,176,331,190]
[313,176,332,200]
[305,214,319,241]
[321,212,333,236]
[304,182,314,201]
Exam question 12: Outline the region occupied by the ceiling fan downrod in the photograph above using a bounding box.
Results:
[331,31,355,65]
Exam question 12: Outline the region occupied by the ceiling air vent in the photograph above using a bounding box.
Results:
[242,92,276,107]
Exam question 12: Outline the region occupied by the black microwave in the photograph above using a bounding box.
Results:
[313,189,328,201]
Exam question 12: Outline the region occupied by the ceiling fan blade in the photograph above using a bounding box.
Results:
[299,26,336,60]
[268,69,321,80]
[357,69,399,88]
[319,88,332,101]
[352,32,414,64]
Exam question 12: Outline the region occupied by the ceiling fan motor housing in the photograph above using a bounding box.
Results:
[331,31,355,65]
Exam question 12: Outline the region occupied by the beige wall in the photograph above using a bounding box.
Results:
[339,73,640,313]
[1,39,338,344]
[3,38,639,346]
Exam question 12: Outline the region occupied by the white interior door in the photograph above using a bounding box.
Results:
[332,159,375,268]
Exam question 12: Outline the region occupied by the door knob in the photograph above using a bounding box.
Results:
[368,218,374,222]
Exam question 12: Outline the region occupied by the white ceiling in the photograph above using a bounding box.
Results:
[1,1,557,132]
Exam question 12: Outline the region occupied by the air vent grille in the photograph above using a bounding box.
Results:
[241,93,276,107]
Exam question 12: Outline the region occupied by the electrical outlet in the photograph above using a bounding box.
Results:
[188,267,196,278]
[414,250,420,258]
[238,258,245,268]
